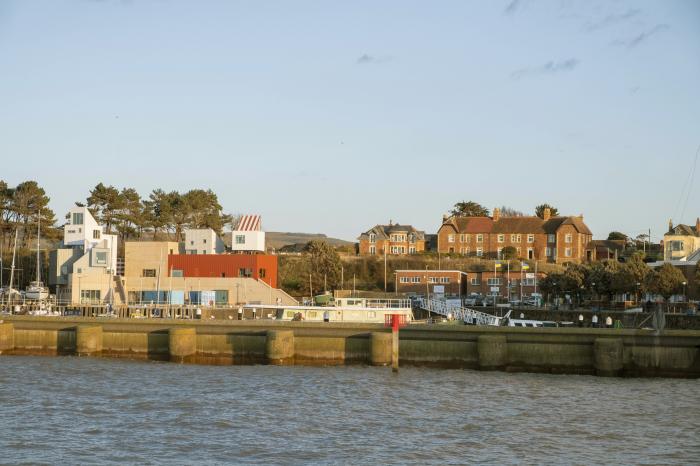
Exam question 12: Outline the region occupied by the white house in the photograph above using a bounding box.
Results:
[230,215,265,253]
[184,228,225,255]
[49,206,119,304]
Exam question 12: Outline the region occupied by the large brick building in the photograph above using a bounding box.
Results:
[437,208,592,264]
[358,222,426,256]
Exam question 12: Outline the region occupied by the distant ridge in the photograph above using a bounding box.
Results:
[267,232,353,250]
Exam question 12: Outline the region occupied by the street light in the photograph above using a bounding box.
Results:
[682,281,687,303]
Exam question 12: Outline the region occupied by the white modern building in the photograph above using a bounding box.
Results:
[230,215,265,253]
[49,206,119,304]
[184,228,225,255]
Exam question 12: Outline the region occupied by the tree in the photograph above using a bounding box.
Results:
[144,189,174,240]
[450,201,489,217]
[303,240,342,295]
[10,181,56,247]
[115,188,145,240]
[647,264,685,303]
[86,183,123,234]
[501,246,518,260]
[535,203,559,219]
[607,231,628,241]
[499,206,524,217]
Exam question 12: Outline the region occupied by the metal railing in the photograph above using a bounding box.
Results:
[417,297,502,326]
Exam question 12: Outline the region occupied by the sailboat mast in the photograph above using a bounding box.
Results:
[8,228,18,293]
[36,215,41,282]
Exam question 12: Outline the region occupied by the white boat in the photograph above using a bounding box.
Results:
[25,216,49,301]
[247,297,414,323]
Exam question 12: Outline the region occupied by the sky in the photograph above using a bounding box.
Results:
[1,0,699,242]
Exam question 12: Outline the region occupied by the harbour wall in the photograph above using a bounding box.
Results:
[1,317,699,378]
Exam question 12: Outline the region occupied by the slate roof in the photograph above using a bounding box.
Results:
[441,214,592,235]
[359,224,426,241]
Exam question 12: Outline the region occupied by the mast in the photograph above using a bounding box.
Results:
[8,229,18,295]
[35,215,41,283]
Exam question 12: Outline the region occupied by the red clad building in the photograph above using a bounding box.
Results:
[168,254,278,288]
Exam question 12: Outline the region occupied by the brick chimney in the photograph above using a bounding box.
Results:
[696,217,700,234]
[493,207,500,222]
[543,208,551,221]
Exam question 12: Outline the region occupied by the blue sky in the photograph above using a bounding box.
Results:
[1,0,699,242]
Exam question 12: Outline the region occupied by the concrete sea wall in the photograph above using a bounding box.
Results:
[1,317,699,378]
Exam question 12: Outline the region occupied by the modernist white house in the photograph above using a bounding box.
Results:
[230,215,265,253]
[184,228,225,255]
[49,206,119,304]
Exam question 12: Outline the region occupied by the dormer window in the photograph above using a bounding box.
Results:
[369,233,376,243]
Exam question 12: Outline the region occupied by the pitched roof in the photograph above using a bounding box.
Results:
[359,224,425,241]
[669,224,699,237]
[235,215,261,231]
[441,214,592,235]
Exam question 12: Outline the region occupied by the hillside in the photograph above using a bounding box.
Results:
[266,232,353,250]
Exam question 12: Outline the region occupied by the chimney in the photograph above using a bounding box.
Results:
[389,219,393,226]
[696,217,700,234]
[493,207,500,222]
[543,208,551,221]
[442,214,448,223]
[669,219,673,232]
[579,213,584,219]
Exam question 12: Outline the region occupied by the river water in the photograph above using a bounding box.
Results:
[0,356,698,465]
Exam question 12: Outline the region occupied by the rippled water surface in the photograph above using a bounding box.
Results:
[1,356,699,465]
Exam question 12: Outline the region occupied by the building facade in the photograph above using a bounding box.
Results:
[230,214,266,253]
[184,228,225,255]
[664,218,700,261]
[437,208,592,264]
[358,222,426,256]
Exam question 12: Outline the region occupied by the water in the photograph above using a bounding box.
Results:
[1,357,698,465]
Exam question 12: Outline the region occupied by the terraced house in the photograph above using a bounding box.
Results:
[436,207,593,264]
[358,222,426,256]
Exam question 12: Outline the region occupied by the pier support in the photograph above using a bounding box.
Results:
[266,330,294,365]
[477,335,508,370]
[76,325,103,356]
[369,332,392,366]
[0,322,14,354]
[169,328,197,363]
[594,338,624,377]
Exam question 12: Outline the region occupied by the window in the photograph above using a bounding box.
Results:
[95,251,107,265]
[203,238,207,244]
[565,234,572,244]
[511,234,521,243]
[190,240,194,245]
[476,234,483,243]
[239,268,253,278]
[400,277,410,284]
[548,234,556,243]
[369,245,376,254]
[460,234,466,243]
[202,250,207,254]
[428,277,438,283]
[516,247,521,255]
[171,269,184,277]
[471,278,480,285]
[390,234,406,242]
[369,233,376,243]
[546,248,552,257]
[142,269,156,277]
[390,246,405,254]
[93,230,101,239]
[259,268,266,278]
[498,234,505,243]
[476,247,483,257]
[669,241,684,251]
[80,289,100,304]
[524,278,536,286]
[465,247,470,255]
[448,234,455,243]
[527,234,534,243]
[565,248,572,257]
[440,277,450,284]
[61,265,68,275]
[409,246,416,254]
[497,247,503,258]
[411,276,421,283]
[72,212,84,225]
[235,235,245,244]
[527,248,534,259]
[487,278,502,285]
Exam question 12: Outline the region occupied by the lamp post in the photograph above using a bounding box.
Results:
[682,281,687,304]
[636,282,641,305]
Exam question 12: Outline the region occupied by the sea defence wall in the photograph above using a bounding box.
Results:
[1,317,699,378]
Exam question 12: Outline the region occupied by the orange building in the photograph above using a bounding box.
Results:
[168,254,278,288]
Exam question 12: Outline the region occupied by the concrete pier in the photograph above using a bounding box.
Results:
[1,317,699,378]
[0,322,14,353]
[477,335,508,370]
[169,328,197,363]
[594,338,624,377]
[76,325,103,356]
[369,332,392,366]
[266,330,295,365]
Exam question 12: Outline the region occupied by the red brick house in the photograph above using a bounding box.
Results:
[437,207,592,264]
[358,222,426,256]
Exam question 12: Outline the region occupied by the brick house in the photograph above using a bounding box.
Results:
[437,208,592,264]
[358,222,426,256]
[395,269,546,300]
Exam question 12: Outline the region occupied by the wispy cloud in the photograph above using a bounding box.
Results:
[510,58,580,79]
[584,9,640,31]
[356,54,391,65]
[612,24,669,48]
[503,0,521,15]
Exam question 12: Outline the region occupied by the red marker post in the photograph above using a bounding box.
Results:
[384,314,407,372]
